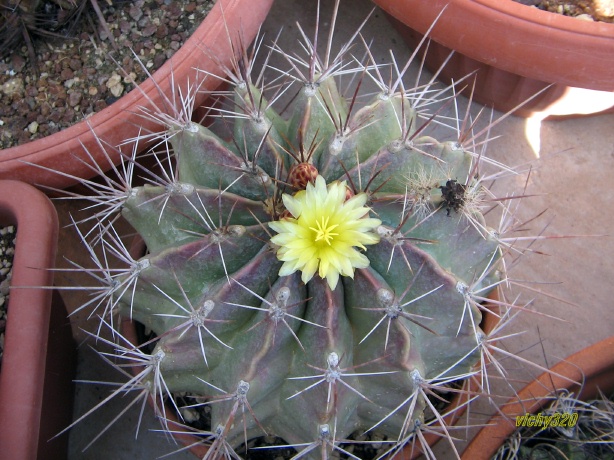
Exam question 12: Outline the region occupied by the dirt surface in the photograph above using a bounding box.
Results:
[0,225,16,370]
[0,0,213,149]
[515,0,614,21]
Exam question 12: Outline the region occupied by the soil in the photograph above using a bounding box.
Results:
[0,0,213,149]
[515,0,614,21]
[0,224,16,370]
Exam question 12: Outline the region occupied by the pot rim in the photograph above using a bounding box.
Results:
[461,335,614,459]
[373,0,614,91]
[0,180,59,460]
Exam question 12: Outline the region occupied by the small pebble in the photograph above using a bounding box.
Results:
[155,24,169,39]
[129,5,143,21]
[110,84,124,97]
[1,78,24,97]
[106,74,122,89]
[142,24,157,37]
[68,92,82,107]
[593,0,614,20]
[576,13,595,20]
[119,20,132,34]
[64,78,77,89]
[10,54,26,73]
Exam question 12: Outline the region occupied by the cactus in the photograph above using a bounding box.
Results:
[57,1,552,458]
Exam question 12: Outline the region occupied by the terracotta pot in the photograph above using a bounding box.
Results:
[372,0,614,119]
[0,180,76,460]
[461,335,614,460]
[0,0,274,189]
[122,237,501,459]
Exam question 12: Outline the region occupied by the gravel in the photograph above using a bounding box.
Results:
[515,0,614,21]
[0,225,16,370]
[0,0,213,149]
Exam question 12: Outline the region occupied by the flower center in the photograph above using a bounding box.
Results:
[309,216,339,246]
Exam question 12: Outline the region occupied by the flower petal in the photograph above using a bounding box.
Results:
[268,175,380,290]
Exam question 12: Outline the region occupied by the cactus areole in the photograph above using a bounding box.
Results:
[77,4,509,458]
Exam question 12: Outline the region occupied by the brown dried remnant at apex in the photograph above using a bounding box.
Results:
[439,179,467,216]
[288,162,319,191]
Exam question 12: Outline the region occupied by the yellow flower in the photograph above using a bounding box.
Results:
[269,175,381,290]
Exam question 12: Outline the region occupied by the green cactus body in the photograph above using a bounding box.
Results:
[112,63,502,456]
[79,9,511,459]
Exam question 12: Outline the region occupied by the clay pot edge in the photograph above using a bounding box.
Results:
[461,335,614,459]
[0,180,59,460]
[372,0,614,91]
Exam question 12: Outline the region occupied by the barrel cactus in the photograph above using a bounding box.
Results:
[63,3,530,458]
